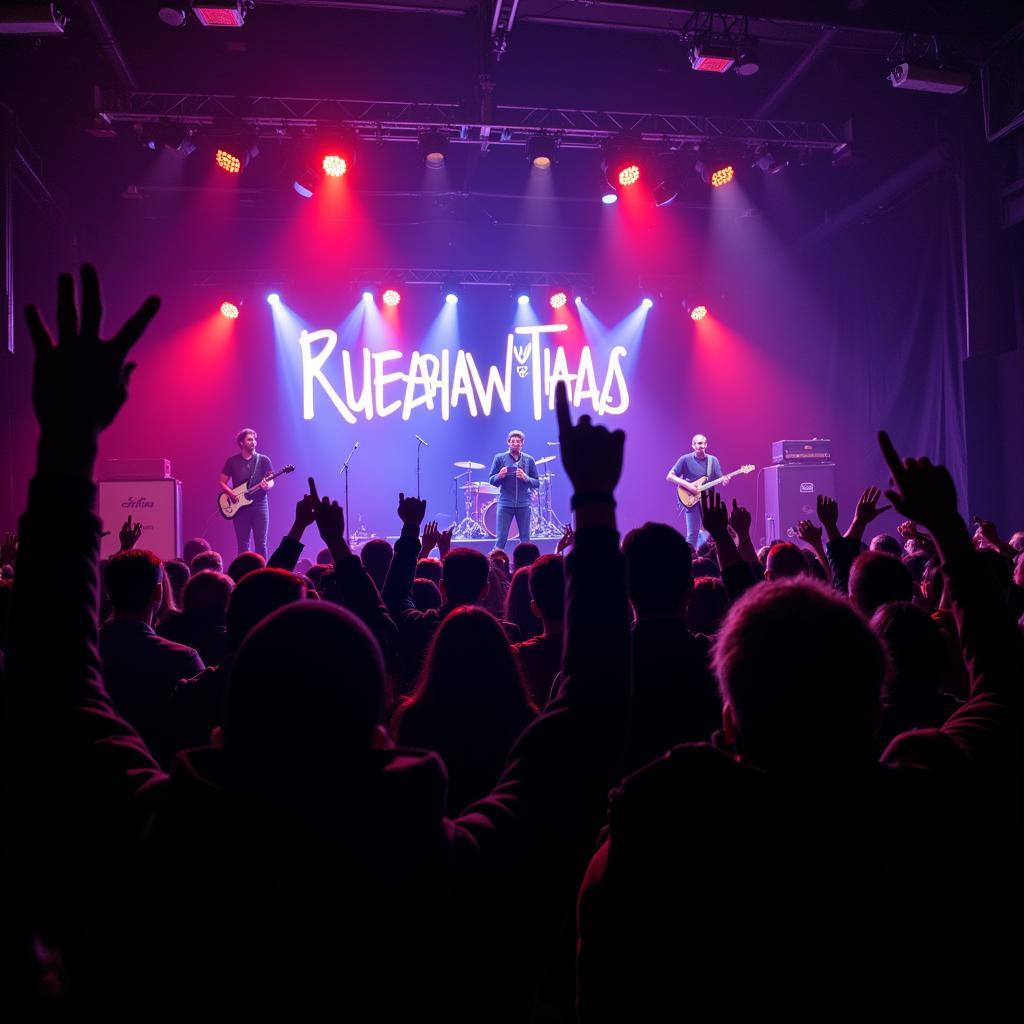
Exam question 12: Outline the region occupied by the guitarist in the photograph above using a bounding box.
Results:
[220,428,274,557]
[666,434,724,548]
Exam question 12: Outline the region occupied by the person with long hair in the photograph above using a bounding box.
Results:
[393,606,537,815]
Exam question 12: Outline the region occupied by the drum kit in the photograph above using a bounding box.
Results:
[451,452,565,541]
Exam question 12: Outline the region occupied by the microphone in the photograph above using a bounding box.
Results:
[415,434,429,446]
[355,441,360,449]
[546,441,560,446]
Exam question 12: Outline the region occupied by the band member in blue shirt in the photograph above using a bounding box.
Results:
[666,433,722,549]
[488,429,540,550]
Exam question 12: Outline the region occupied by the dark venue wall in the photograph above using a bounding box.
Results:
[1,3,1021,550]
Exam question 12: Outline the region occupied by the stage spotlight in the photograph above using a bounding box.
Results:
[549,291,568,310]
[191,3,247,28]
[322,154,347,177]
[574,296,583,306]
[690,304,708,321]
[601,190,618,205]
[293,169,317,198]
[641,297,654,310]
[652,178,680,207]
[266,292,280,305]
[697,156,736,188]
[215,141,258,174]
[618,163,640,187]
[419,131,449,168]
[526,135,558,169]
[382,289,402,307]
[362,289,374,301]
[220,301,240,319]
[517,293,530,306]
[441,279,462,304]
[755,148,788,175]
[688,34,738,73]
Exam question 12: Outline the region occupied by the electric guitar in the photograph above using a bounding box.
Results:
[218,465,294,519]
[677,464,755,508]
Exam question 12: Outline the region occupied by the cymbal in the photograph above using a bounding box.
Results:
[535,455,557,465]
[461,483,498,493]
[454,460,485,470]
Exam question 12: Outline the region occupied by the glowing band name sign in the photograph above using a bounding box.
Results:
[297,323,630,422]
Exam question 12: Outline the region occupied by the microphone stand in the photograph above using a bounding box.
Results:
[416,436,426,499]
[340,442,359,546]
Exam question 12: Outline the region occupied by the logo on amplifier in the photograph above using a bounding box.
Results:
[799,482,814,493]
[122,497,155,508]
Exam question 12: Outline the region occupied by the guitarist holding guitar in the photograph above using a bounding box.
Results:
[667,434,754,549]
[219,428,275,558]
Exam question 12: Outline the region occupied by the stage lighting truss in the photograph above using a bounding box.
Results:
[95,93,849,167]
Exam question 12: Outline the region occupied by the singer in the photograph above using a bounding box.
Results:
[487,429,540,550]
[219,428,274,557]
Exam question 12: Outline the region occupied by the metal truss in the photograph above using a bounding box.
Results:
[193,267,601,289]
[95,91,850,153]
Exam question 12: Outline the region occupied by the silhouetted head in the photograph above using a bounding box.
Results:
[361,538,394,592]
[226,567,307,651]
[105,549,163,615]
[849,551,914,617]
[441,547,490,606]
[623,522,693,618]
[226,551,265,584]
[714,578,886,765]
[512,542,541,573]
[765,542,808,581]
[528,554,565,626]
[225,602,384,797]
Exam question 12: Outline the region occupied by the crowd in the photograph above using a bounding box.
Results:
[5,267,1022,1013]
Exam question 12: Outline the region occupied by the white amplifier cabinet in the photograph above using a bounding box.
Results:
[98,479,183,562]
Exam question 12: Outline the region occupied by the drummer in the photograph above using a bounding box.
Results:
[487,429,540,550]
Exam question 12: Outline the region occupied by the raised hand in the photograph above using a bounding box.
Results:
[728,498,752,539]
[309,477,346,553]
[897,519,920,540]
[397,492,427,529]
[26,264,160,436]
[437,525,454,559]
[556,524,574,555]
[554,381,624,495]
[294,480,319,531]
[878,431,963,543]
[118,515,143,552]
[700,490,729,540]
[849,486,892,536]
[0,532,17,566]
[796,519,823,548]
[419,520,440,556]
[817,494,841,541]
[972,516,1003,549]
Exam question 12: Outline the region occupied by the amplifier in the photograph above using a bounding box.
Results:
[771,439,832,464]
[100,458,172,480]
[98,479,182,562]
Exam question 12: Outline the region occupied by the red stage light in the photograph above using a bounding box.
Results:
[322,154,347,177]
[215,148,242,174]
[617,163,640,187]
[220,302,240,319]
[382,289,401,307]
[690,305,708,321]
[549,291,568,309]
[710,165,734,188]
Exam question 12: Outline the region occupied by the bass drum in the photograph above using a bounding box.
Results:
[481,497,536,538]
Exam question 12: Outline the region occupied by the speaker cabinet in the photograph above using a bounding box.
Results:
[98,479,182,562]
[763,465,835,544]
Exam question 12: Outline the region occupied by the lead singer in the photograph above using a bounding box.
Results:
[488,429,540,550]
